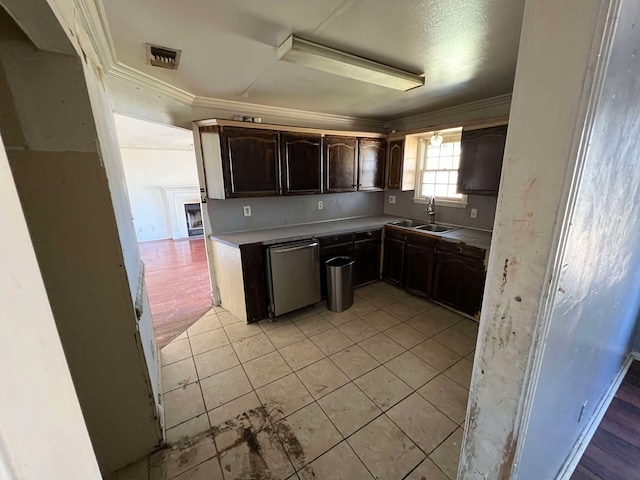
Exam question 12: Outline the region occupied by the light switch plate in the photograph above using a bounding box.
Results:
[243,205,252,217]
[389,195,396,204]
[470,208,478,219]
[318,201,323,210]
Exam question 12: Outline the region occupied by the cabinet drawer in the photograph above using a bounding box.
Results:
[438,241,486,260]
[405,232,437,248]
[354,229,382,241]
[318,233,354,247]
[384,227,406,241]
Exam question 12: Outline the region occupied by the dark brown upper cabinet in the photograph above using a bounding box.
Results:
[386,139,404,190]
[280,133,322,195]
[457,125,508,196]
[220,127,280,197]
[324,135,358,193]
[358,138,386,191]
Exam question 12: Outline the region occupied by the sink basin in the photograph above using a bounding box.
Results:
[416,224,452,233]
[388,219,427,228]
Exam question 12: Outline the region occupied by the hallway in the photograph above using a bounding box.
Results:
[140,238,212,348]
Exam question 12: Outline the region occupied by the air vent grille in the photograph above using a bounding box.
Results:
[145,43,181,70]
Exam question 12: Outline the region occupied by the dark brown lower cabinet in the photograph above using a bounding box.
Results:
[319,241,354,298]
[404,236,436,298]
[382,237,405,286]
[354,238,381,286]
[432,252,485,316]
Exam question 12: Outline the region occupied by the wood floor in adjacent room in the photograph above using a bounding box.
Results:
[572,361,640,480]
[139,238,212,349]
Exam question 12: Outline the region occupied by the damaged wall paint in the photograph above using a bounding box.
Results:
[459,0,616,478]
[517,0,640,477]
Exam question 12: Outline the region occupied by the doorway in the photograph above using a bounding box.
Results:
[114,114,212,348]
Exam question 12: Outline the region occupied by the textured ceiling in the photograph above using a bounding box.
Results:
[114,114,194,149]
[102,0,525,120]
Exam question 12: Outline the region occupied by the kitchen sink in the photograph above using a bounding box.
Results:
[388,219,427,228]
[415,224,453,233]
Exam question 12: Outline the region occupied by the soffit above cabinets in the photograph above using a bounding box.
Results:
[101,0,525,120]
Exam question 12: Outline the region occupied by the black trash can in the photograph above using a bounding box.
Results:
[326,256,355,312]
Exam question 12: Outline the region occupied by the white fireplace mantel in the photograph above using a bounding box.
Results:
[161,185,200,240]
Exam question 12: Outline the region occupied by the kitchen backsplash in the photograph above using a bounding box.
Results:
[208,191,385,233]
[384,190,496,230]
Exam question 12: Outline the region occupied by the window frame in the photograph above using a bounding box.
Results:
[413,130,468,208]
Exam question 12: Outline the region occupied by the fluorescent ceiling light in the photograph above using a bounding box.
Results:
[277,35,424,92]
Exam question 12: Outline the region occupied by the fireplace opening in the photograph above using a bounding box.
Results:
[184,203,203,237]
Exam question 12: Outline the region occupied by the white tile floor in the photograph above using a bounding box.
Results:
[109,281,477,480]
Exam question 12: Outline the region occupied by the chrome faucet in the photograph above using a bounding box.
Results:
[426,196,436,224]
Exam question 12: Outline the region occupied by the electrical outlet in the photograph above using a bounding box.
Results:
[389,195,396,204]
[243,205,252,217]
[470,208,478,219]
[318,201,323,210]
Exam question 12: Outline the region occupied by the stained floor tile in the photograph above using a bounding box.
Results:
[318,383,382,437]
[355,366,412,411]
[275,403,342,469]
[161,357,198,392]
[164,382,206,429]
[309,328,354,356]
[143,282,478,479]
[429,428,464,479]
[306,441,373,479]
[385,351,439,389]
[418,374,469,424]
[330,345,380,380]
[348,415,423,479]
[243,351,292,389]
[194,344,239,380]
[296,358,349,399]
[279,339,325,371]
[386,393,457,453]
[255,373,314,422]
[200,365,253,410]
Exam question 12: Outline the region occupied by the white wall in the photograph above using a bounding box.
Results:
[120,147,199,242]
[0,132,101,479]
[0,1,162,473]
[517,0,640,477]
[460,0,632,478]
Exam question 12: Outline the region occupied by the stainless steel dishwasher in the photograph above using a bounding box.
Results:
[267,239,321,317]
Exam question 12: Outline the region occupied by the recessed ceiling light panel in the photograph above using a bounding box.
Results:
[277,35,424,92]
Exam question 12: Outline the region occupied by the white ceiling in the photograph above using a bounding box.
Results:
[114,113,194,149]
[102,0,525,120]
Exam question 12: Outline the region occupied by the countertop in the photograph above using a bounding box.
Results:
[210,215,492,250]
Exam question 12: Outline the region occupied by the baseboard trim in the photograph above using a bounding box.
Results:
[556,352,634,479]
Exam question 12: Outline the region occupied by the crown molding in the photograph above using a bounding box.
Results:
[385,93,513,131]
[74,0,511,134]
[191,96,386,131]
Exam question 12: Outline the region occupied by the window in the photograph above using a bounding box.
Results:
[415,128,467,207]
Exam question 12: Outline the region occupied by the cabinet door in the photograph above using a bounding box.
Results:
[319,242,354,298]
[221,127,280,197]
[458,125,507,196]
[354,238,381,286]
[386,140,404,190]
[358,138,386,191]
[281,133,322,195]
[382,238,405,286]
[404,242,435,298]
[324,136,357,193]
[432,252,485,315]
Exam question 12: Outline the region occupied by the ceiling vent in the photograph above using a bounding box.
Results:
[145,43,181,70]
